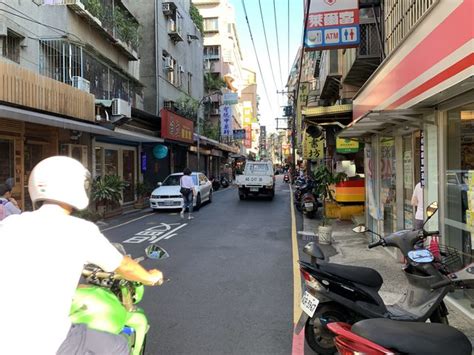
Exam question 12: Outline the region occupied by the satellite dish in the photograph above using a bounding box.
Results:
[153,144,169,159]
[306,125,323,138]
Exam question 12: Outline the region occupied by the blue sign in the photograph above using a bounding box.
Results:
[233,129,246,140]
[153,144,168,159]
[305,26,359,49]
[141,152,147,172]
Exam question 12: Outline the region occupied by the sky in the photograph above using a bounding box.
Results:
[229,0,304,133]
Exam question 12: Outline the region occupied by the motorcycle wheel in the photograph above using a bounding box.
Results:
[195,194,201,211]
[305,304,347,355]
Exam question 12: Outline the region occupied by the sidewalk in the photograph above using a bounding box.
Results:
[301,214,474,345]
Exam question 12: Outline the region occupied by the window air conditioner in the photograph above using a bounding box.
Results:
[112,98,131,118]
[162,3,172,15]
[71,76,90,93]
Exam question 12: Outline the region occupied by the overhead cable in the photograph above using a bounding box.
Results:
[273,0,284,88]
[257,0,278,93]
[241,0,273,115]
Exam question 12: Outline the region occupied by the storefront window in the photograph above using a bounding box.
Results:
[105,149,118,176]
[0,138,14,187]
[445,103,474,311]
[380,137,397,235]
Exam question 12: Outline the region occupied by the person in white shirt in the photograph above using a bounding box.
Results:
[411,182,424,229]
[0,156,164,355]
[180,168,196,220]
[0,183,21,220]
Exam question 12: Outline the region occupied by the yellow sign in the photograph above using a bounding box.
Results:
[336,138,359,153]
[303,133,324,160]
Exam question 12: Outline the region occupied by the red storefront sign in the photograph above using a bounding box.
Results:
[244,126,252,148]
[160,109,194,143]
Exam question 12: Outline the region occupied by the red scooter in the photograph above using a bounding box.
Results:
[327,318,472,355]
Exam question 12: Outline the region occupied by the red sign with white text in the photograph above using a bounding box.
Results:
[244,126,252,148]
[160,109,194,143]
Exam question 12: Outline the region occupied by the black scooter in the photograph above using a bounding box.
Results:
[296,202,474,354]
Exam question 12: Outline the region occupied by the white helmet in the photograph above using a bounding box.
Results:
[28,156,91,210]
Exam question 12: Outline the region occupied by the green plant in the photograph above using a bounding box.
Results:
[83,0,104,20]
[312,165,347,201]
[204,72,226,92]
[189,4,204,33]
[113,7,140,50]
[135,182,152,199]
[175,95,199,121]
[91,175,126,210]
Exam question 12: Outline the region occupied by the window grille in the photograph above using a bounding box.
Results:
[384,0,437,55]
[1,30,22,63]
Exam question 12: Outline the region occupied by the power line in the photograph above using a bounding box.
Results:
[257,0,278,93]
[241,0,273,116]
[287,0,290,82]
[273,0,283,89]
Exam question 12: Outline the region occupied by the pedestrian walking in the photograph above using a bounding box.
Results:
[180,168,196,220]
[0,183,21,221]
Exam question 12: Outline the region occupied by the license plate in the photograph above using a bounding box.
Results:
[304,202,313,208]
[250,187,259,192]
[301,291,319,317]
[162,201,173,206]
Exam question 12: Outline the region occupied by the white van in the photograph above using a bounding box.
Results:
[235,161,275,200]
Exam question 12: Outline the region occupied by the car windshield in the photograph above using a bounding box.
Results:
[162,174,198,186]
[245,163,271,175]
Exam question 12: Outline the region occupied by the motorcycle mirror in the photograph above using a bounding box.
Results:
[112,243,127,255]
[352,225,368,233]
[426,201,438,217]
[145,245,169,260]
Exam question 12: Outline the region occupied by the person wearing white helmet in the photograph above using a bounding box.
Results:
[0,156,163,355]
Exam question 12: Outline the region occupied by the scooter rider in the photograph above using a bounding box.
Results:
[0,156,163,355]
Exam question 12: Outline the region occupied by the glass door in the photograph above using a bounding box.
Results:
[403,135,414,229]
[122,149,135,203]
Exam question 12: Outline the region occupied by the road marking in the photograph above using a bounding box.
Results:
[100,212,154,232]
[290,184,305,355]
[123,223,187,244]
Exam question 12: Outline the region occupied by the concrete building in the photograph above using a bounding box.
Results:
[0,0,161,212]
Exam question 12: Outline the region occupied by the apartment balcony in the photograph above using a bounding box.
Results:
[0,59,95,122]
[36,0,139,60]
[342,21,383,88]
[318,50,341,100]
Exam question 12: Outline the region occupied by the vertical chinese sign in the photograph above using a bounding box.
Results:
[243,101,252,148]
[304,0,360,51]
[220,105,232,137]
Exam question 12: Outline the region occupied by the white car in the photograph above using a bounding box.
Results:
[149,172,213,211]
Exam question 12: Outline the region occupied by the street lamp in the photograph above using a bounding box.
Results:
[197,90,222,173]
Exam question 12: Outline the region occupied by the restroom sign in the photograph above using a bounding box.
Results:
[304,0,360,50]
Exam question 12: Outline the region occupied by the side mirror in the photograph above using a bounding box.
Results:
[426,201,438,218]
[303,242,325,260]
[157,182,162,186]
[145,245,169,260]
[353,225,367,233]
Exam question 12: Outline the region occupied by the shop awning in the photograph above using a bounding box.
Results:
[302,104,352,117]
[337,108,433,139]
[0,104,163,142]
[193,134,239,153]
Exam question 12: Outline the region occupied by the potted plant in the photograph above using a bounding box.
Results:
[134,182,151,209]
[91,175,126,218]
[312,165,347,244]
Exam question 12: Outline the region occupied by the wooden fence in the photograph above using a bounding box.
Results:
[0,59,95,122]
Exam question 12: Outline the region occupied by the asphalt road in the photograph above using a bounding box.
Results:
[102,177,295,354]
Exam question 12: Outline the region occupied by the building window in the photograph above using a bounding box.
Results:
[203,17,219,32]
[204,45,220,60]
[187,72,192,95]
[162,51,176,85]
[1,30,22,63]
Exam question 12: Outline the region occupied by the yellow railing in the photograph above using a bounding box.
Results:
[0,59,95,122]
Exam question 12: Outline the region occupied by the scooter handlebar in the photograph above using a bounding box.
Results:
[431,278,452,290]
[368,239,384,249]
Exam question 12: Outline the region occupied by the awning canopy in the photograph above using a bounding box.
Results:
[337,108,433,139]
[0,104,163,142]
[194,133,239,153]
[302,104,352,118]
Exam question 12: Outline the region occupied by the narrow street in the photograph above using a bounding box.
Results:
[102,177,296,354]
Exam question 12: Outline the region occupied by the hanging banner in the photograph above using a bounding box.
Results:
[243,101,252,148]
[303,133,324,160]
[304,0,360,51]
[220,105,232,137]
[160,109,193,143]
[336,138,359,153]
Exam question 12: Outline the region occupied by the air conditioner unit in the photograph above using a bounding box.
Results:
[164,57,174,71]
[112,98,131,118]
[168,18,176,32]
[162,2,175,16]
[71,76,90,93]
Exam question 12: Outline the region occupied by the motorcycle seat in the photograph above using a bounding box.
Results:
[352,318,472,355]
[318,263,383,288]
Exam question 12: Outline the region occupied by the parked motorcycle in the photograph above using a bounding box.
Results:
[70,244,169,355]
[296,202,474,354]
[283,174,290,183]
[294,179,318,219]
[210,176,220,191]
[220,175,230,188]
[327,318,472,355]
